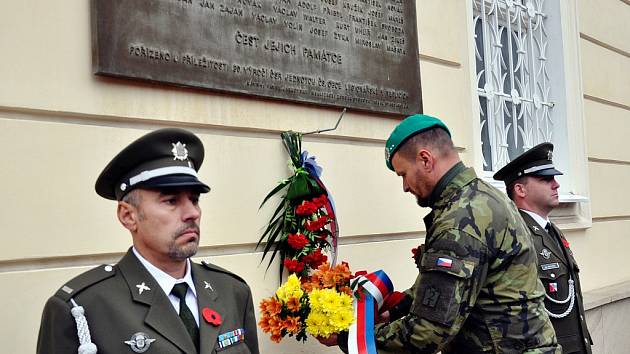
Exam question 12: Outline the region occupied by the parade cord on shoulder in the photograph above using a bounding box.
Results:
[70,298,98,354]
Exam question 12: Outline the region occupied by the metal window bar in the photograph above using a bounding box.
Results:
[473,0,554,171]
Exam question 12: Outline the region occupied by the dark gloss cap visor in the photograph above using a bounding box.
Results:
[115,174,210,200]
[528,167,563,177]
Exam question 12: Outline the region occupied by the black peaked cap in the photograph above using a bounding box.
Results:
[95,128,210,200]
[493,142,563,186]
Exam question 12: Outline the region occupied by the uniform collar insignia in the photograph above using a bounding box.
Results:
[136,282,151,295]
[204,280,214,291]
[124,332,156,353]
[540,248,551,259]
[171,141,188,161]
[532,225,540,232]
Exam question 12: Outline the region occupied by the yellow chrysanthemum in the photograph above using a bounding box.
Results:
[306,288,354,337]
[275,274,304,303]
[329,308,354,331]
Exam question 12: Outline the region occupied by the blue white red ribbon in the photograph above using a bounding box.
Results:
[348,270,394,354]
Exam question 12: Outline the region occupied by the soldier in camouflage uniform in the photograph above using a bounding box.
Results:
[369,114,561,353]
[346,115,560,353]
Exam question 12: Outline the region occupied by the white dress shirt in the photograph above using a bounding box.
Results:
[133,247,200,326]
[521,209,550,230]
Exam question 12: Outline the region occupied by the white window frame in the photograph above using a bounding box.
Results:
[467,0,592,228]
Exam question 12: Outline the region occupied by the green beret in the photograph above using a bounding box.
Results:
[385,114,451,170]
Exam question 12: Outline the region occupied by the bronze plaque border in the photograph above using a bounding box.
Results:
[91,0,422,115]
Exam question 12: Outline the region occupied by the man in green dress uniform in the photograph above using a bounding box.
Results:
[37,128,259,354]
[494,142,592,354]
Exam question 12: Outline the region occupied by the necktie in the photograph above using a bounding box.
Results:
[171,283,200,352]
[546,222,563,250]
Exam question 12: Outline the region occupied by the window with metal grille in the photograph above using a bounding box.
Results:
[473,0,555,172]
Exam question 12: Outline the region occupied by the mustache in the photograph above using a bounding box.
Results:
[175,222,200,237]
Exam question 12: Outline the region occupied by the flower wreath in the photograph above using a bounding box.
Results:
[257,131,339,280]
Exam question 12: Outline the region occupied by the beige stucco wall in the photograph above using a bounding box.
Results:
[578,0,630,293]
[1,0,629,353]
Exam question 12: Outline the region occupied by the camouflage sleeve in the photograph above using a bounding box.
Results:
[374,229,487,354]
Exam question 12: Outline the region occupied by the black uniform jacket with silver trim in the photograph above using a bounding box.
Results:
[520,211,592,354]
[37,248,259,354]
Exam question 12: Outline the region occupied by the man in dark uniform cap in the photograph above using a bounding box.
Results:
[494,142,592,354]
[37,128,259,354]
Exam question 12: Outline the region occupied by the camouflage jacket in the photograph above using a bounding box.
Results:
[374,166,560,354]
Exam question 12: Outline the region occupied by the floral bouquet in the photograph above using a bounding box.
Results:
[257,131,350,342]
[257,131,339,280]
[258,262,354,343]
[257,130,406,349]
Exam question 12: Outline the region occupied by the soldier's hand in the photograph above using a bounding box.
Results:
[376,310,390,324]
[316,334,339,347]
[412,244,425,269]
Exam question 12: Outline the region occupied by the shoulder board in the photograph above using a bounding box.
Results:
[201,261,246,284]
[54,264,117,302]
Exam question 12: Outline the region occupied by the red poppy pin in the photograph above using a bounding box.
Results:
[202,308,222,326]
[562,238,570,248]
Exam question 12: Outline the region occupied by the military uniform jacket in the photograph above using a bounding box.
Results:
[37,249,259,354]
[374,167,560,354]
[520,211,593,354]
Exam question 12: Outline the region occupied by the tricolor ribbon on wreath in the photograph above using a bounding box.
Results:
[348,270,394,354]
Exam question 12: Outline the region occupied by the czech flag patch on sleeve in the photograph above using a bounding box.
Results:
[436,257,453,268]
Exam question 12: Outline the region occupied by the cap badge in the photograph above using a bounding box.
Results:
[384,147,391,162]
[124,332,156,353]
[547,150,553,161]
[171,141,189,161]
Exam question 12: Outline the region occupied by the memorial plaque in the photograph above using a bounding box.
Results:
[91,0,422,115]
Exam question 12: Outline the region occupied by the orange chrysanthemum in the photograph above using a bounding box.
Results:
[283,316,301,334]
[322,271,337,288]
[270,333,283,343]
[286,296,302,312]
[258,316,272,332]
[268,316,283,334]
[259,297,282,316]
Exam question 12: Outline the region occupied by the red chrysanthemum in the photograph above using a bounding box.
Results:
[287,233,310,250]
[302,249,328,269]
[312,194,328,208]
[283,259,305,273]
[296,201,319,216]
[305,216,329,231]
